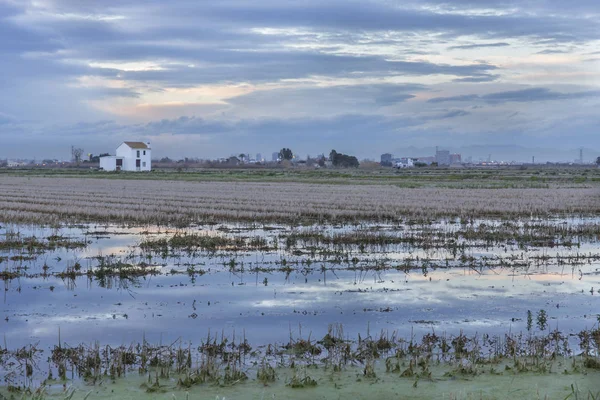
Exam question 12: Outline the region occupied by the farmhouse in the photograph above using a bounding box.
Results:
[7,160,26,167]
[395,158,414,169]
[100,142,151,171]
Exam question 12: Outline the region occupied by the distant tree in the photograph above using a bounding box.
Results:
[159,157,173,163]
[596,156,600,166]
[329,150,337,162]
[279,148,293,161]
[329,149,359,168]
[89,153,110,163]
[239,153,246,161]
[71,146,84,165]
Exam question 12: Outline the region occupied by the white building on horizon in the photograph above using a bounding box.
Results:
[395,157,415,168]
[7,160,26,167]
[100,141,152,171]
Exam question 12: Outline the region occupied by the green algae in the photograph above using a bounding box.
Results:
[4,326,600,400]
[3,363,599,400]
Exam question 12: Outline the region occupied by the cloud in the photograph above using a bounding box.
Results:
[437,110,470,119]
[0,112,16,125]
[106,53,497,86]
[0,1,592,92]
[535,49,569,54]
[81,87,141,99]
[417,109,470,122]
[199,1,600,43]
[135,114,423,142]
[453,75,500,83]
[415,0,600,15]
[2,105,600,160]
[142,116,232,136]
[224,83,424,114]
[374,93,416,105]
[448,42,510,50]
[428,94,480,103]
[428,88,600,104]
[1,0,600,159]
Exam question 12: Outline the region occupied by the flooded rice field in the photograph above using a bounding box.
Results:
[2,218,600,398]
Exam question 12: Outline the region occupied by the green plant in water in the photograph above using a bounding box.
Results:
[583,358,600,370]
[537,309,548,331]
[287,369,317,389]
[257,360,276,383]
[363,358,376,379]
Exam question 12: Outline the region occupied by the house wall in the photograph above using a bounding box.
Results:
[99,156,117,171]
[116,143,152,171]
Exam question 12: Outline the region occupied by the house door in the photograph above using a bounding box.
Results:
[136,159,141,171]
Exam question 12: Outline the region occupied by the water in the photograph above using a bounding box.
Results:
[2,221,599,352]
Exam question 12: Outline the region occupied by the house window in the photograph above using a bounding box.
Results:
[137,150,140,157]
[142,162,146,167]
[143,151,146,155]
[116,159,123,167]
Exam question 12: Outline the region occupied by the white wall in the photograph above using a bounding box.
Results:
[100,156,117,171]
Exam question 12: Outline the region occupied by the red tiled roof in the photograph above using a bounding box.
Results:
[123,141,149,149]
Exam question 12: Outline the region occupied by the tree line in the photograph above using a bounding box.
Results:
[277,148,359,168]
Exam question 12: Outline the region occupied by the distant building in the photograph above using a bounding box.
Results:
[435,149,451,165]
[380,153,393,166]
[272,152,279,162]
[395,158,414,168]
[100,141,152,172]
[226,156,240,165]
[256,153,262,162]
[7,160,26,167]
[415,156,435,165]
[450,153,462,164]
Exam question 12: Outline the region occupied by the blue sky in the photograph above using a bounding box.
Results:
[1,0,599,160]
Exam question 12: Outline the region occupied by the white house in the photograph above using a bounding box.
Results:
[100,142,151,171]
[7,160,26,167]
[395,158,414,169]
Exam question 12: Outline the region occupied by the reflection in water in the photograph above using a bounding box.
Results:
[1,222,599,353]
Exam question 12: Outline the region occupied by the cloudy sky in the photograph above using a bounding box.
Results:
[1,0,599,161]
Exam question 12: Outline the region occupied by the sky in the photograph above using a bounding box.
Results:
[0,0,599,161]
